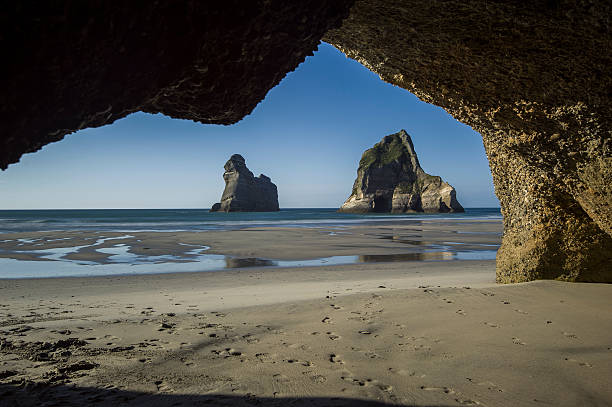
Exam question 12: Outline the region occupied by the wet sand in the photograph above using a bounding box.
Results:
[1,220,611,406]
[0,219,502,265]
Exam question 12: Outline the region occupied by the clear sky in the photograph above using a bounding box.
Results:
[0,43,499,209]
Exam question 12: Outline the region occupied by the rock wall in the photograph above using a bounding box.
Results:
[0,1,354,170]
[211,154,279,212]
[340,130,464,214]
[324,0,612,282]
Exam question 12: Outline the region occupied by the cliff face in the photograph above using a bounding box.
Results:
[325,0,612,282]
[0,1,354,170]
[340,130,464,214]
[211,155,279,212]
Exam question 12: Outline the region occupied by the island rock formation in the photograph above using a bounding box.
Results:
[211,154,279,212]
[340,130,464,214]
[1,1,610,282]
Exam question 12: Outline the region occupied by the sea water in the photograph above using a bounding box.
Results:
[0,208,501,233]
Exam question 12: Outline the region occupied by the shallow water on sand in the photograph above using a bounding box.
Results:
[0,209,502,279]
[0,238,497,279]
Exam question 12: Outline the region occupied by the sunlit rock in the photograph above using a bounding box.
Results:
[211,154,279,212]
[340,130,463,214]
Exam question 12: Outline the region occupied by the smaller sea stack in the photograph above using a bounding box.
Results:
[211,154,279,212]
[340,130,464,214]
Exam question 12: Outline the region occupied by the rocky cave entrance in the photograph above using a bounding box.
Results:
[372,196,392,213]
[1,1,610,283]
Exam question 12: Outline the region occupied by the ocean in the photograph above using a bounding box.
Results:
[0,208,502,234]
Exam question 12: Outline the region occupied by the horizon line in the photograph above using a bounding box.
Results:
[0,207,502,211]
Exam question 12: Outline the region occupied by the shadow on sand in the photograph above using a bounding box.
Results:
[0,382,457,407]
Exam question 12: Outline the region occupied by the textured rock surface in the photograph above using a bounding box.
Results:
[211,155,279,212]
[340,130,464,214]
[0,1,354,170]
[325,0,612,282]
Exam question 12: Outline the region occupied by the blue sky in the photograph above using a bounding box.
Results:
[0,43,498,209]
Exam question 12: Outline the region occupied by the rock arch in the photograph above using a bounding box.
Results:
[1,1,610,282]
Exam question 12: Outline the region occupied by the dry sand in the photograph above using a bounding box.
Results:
[1,222,611,406]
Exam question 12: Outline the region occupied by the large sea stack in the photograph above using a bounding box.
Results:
[211,154,279,212]
[340,130,464,214]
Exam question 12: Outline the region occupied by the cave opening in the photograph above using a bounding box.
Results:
[0,39,504,282]
[372,196,391,213]
[0,43,497,212]
[1,1,609,285]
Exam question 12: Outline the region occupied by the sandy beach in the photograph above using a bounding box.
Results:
[1,221,611,406]
[2,0,610,405]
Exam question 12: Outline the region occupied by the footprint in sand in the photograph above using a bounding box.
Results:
[420,386,455,394]
[329,354,344,364]
[388,367,420,377]
[255,353,275,362]
[562,332,578,339]
[484,322,500,328]
[287,343,310,351]
[514,309,529,315]
[273,373,291,383]
[341,375,368,386]
[154,379,174,393]
[378,384,393,392]
[304,372,326,383]
[474,379,504,393]
[321,317,332,324]
[342,375,392,392]
[512,337,526,345]
[456,310,467,316]
[565,358,592,367]
[211,348,242,358]
[180,358,195,367]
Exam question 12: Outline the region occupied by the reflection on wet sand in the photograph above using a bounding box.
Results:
[359,252,454,262]
[379,235,428,246]
[225,257,276,268]
[0,221,501,278]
